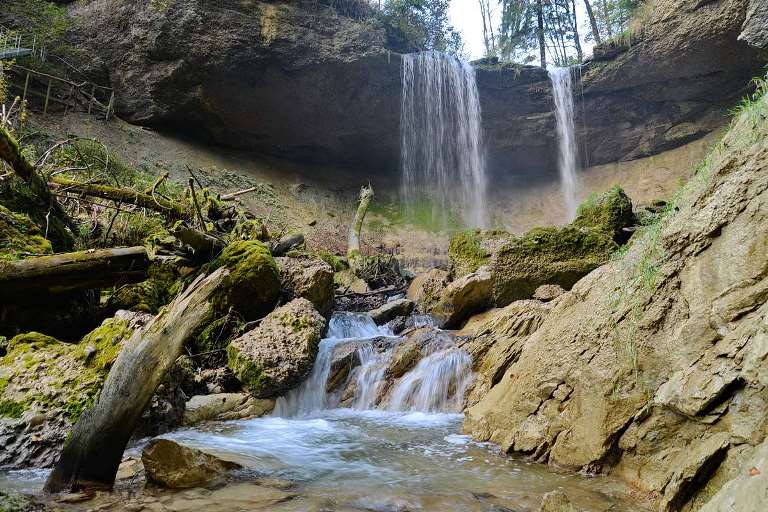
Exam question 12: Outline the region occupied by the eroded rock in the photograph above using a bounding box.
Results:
[227,298,326,398]
[369,298,415,325]
[142,438,241,488]
[276,255,334,317]
[183,393,274,425]
[429,266,493,329]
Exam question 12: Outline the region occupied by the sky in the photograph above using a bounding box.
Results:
[448,0,597,62]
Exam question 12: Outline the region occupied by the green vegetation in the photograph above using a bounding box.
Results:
[572,185,634,239]
[0,204,53,261]
[448,230,493,277]
[378,0,463,55]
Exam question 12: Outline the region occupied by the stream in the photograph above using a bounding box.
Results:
[0,314,648,511]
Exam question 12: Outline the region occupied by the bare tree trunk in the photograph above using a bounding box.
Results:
[571,0,583,62]
[0,246,149,300]
[44,268,230,493]
[347,184,373,274]
[50,176,187,219]
[479,0,492,58]
[537,0,547,68]
[583,0,602,44]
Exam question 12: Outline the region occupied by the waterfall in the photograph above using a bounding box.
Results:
[548,67,580,221]
[400,51,488,229]
[274,313,473,417]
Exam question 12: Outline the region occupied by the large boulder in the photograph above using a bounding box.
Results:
[407,268,449,313]
[739,0,768,51]
[275,255,334,317]
[0,315,144,468]
[227,298,326,398]
[142,438,241,488]
[429,266,493,329]
[571,186,634,240]
[211,240,281,320]
[369,298,414,325]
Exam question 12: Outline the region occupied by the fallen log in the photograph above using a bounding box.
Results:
[44,268,230,493]
[272,232,305,256]
[50,176,187,219]
[0,246,149,300]
[171,222,225,259]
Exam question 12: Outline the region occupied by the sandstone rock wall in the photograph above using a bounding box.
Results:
[464,94,768,510]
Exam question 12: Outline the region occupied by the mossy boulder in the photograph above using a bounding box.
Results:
[227,298,326,398]
[490,226,616,306]
[106,261,182,314]
[0,315,142,469]
[0,204,53,261]
[572,186,634,239]
[211,241,281,320]
[449,230,509,278]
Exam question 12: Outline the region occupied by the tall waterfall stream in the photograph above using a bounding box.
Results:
[2,314,647,511]
[549,67,580,221]
[400,51,488,228]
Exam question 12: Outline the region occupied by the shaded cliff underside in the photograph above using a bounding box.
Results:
[8,0,760,183]
[464,90,768,511]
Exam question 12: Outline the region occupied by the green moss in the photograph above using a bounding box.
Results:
[6,332,61,354]
[62,393,95,423]
[572,186,634,239]
[0,204,53,261]
[0,399,26,419]
[492,225,617,305]
[107,262,180,313]
[210,241,281,319]
[226,344,269,394]
[448,230,495,277]
[76,318,132,372]
[191,315,241,354]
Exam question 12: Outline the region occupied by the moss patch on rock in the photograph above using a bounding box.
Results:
[106,261,182,314]
[210,241,281,319]
[572,186,634,239]
[449,230,490,277]
[0,204,53,261]
[491,226,617,306]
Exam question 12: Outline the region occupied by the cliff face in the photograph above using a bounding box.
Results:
[62,0,764,181]
[464,92,768,510]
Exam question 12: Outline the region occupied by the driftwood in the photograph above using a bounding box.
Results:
[0,246,149,300]
[221,186,259,201]
[272,232,305,256]
[50,176,187,219]
[172,223,225,259]
[347,184,374,274]
[44,268,230,493]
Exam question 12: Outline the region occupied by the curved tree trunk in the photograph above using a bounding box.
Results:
[44,268,229,493]
[347,184,373,274]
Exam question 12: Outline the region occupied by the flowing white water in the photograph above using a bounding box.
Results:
[549,66,580,221]
[400,51,488,228]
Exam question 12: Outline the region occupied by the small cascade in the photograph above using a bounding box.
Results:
[388,343,472,413]
[273,315,392,417]
[400,51,488,228]
[548,66,580,221]
[274,312,473,417]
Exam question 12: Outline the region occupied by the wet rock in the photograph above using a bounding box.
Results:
[429,266,493,329]
[276,255,334,317]
[537,489,579,512]
[183,393,275,425]
[407,268,449,313]
[532,284,566,302]
[327,343,363,393]
[386,339,422,379]
[142,438,241,489]
[369,298,415,325]
[227,298,326,398]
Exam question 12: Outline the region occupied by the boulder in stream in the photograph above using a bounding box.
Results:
[369,298,415,325]
[183,393,275,425]
[142,438,241,488]
[275,255,334,317]
[227,298,326,398]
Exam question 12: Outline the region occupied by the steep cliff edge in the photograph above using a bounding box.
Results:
[464,88,768,510]
[21,0,762,180]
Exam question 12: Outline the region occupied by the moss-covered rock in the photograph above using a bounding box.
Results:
[448,230,508,278]
[491,226,617,306]
[227,298,326,398]
[0,315,142,469]
[572,186,634,239]
[106,261,182,314]
[0,204,53,261]
[211,241,281,320]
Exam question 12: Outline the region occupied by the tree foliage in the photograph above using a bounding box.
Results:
[379,0,464,55]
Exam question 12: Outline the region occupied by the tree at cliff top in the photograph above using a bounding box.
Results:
[380,0,464,55]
